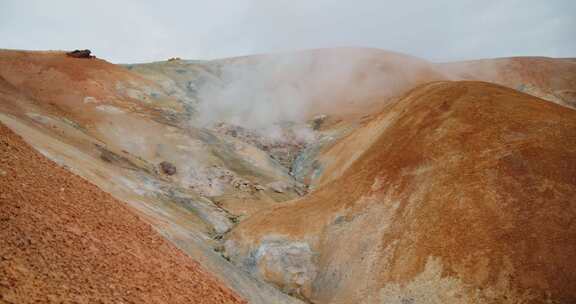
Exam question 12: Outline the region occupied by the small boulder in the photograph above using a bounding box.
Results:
[99,150,116,163]
[66,49,95,59]
[159,161,177,175]
[311,114,327,130]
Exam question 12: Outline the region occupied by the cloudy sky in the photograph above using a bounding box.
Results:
[1,0,574,63]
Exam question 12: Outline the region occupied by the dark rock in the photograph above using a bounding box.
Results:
[66,49,95,59]
[99,149,117,163]
[311,114,327,130]
[159,161,177,175]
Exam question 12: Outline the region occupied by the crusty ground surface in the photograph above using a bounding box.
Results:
[0,122,245,304]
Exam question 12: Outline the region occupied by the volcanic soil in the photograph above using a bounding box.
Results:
[0,123,245,304]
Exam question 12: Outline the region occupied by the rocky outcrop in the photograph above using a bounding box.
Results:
[66,49,95,59]
[211,122,311,170]
[225,237,318,299]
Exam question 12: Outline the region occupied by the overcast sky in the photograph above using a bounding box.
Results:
[1,0,574,63]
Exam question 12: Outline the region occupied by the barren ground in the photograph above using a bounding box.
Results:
[0,123,245,304]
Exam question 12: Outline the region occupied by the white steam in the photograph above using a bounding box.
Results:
[194,48,443,130]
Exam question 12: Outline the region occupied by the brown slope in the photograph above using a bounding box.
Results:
[225,81,576,303]
[439,57,576,109]
[0,49,182,124]
[0,123,245,304]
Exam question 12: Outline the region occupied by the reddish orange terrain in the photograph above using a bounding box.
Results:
[226,82,576,304]
[0,123,245,303]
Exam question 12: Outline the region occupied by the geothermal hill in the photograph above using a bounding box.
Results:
[0,49,304,304]
[225,81,576,303]
[0,123,244,303]
[439,56,576,109]
[0,48,575,304]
